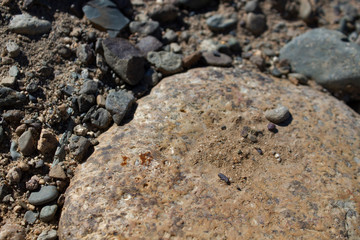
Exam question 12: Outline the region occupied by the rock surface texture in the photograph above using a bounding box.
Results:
[280,28,360,98]
[59,67,360,239]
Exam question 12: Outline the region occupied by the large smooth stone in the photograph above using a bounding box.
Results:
[59,67,360,239]
[8,14,51,35]
[280,28,360,98]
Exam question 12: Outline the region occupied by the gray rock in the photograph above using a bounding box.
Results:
[83,0,130,38]
[177,0,213,9]
[136,36,163,55]
[24,211,38,224]
[147,51,183,75]
[78,94,96,113]
[28,186,59,206]
[40,204,58,222]
[129,20,160,37]
[280,28,360,98]
[37,229,57,240]
[163,29,178,43]
[299,0,314,23]
[0,184,11,202]
[245,0,260,13]
[18,130,36,156]
[264,105,290,124]
[105,90,135,125]
[76,44,94,66]
[149,4,178,22]
[246,13,267,36]
[0,87,27,109]
[0,223,25,240]
[9,65,19,77]
[79,80,98,95]
[3,110,24,126]
[102,38,145,85]
[202,51,232,67]
[8,14,51,35]
[91,108,112,129]
[1,76,16,88]
[206,14,237,32]
[6,42,20,58]
[68,135,92,162]
[10,141,21,161]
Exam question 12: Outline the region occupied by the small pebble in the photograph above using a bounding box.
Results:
[218,173,231,185]
[24,210,38,224]
[264,105,290,124]
[267,123,277,132]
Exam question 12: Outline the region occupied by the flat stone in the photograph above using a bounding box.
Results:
[18,129,36,156]
[147,51,183,75]
[59,67,360,239]
[24,211,39,224]
[129,20,160,37]
[206,14,237,32]
[40,204,58,222]
[102,38,145,85]
[136,36,163,55]
[1,76,16,88]
[49,165,67,180]
[246,12,267,36]
[9,65,19,77]
[8,14,51,35]
[68,135,92,162]
[37,129,58,156]
[105,90,135,125]
[37,229,57,240]
[264,105,290,124]
[202,51,232,67]
[6,41,20,58]
[82,0,129,37]
[280,28,360,98]
[0,223,25,240]
[28,186,59,206]
[0,87,27,109]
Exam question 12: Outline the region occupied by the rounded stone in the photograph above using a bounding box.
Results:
[59,67,360,239]
[40,204,58,222]
[28,186,59,206]
[264,105,290,124]
[147,51,183,75]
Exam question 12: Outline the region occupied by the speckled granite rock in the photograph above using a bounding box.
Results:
[59,67,360,239]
